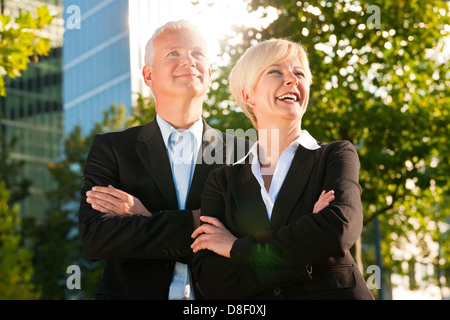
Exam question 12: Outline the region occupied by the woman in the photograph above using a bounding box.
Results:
[191,39,374,300]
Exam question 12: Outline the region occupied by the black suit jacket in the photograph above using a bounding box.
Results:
[79,118,249,299]
[192,140,374,300]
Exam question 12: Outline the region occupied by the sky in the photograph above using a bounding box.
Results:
[128,0,278,65]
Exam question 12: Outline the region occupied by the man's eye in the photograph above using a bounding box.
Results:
[168,51,178,56]
[193,51,204,58]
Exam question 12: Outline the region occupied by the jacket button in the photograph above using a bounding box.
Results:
[273,286,282,296]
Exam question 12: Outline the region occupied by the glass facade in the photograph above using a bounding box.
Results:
[63,0,132,136]
[0,0,64,222]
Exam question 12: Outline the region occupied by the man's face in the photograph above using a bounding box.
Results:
[145,29,211,100]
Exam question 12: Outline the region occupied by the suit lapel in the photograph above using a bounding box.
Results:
[270,146,316,228]
[136,119,178,209]
[186,121,224,208]
[232,161,271,234]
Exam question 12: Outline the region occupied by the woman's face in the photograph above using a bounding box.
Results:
[247,57,310,128]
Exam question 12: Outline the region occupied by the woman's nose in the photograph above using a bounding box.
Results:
[285,73,299,86]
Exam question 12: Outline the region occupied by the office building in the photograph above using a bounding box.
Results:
[0,0,64,222]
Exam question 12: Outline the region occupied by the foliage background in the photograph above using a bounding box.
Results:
[0,0,449,299]
[207,0,450,297]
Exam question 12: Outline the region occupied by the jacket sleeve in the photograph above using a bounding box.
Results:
[230,140,364,267]
[79,133,194,262]
[192,168,312,300]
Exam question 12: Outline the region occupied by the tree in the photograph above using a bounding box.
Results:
[0,180,40,299]
[1,7,55,296]
[0,6,54,96]
[204,0,450,297]
[0,132,31,205]
[126,93,156,127]
[23,104,127,299]
[0,131,35,299]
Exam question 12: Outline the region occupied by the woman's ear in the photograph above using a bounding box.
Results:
[241,88,254,106]
[142,65,154,87]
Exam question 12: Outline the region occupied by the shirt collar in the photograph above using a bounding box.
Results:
[234,129,321,165]
[291,130,321,151]
[156,114,203,149]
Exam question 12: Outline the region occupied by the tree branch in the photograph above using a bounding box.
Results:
[363,184,400,226]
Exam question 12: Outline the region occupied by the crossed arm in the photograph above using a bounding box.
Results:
[85,185,203,229]
[190,190,335,258]
[79,133,200,261]
[85,187,333,251]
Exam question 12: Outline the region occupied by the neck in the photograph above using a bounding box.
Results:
[155,95,203,129]
[257,125,302,170]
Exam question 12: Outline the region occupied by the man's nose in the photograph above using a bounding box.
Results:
[180,53,196,67]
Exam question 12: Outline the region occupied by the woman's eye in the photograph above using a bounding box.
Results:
[268,69,282,75]
[295,72,305,77]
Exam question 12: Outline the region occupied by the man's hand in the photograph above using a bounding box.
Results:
[86,185,152,217]
[313,190,335,213]
[191,216,237,258]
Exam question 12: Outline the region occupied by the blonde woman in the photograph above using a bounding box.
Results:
[191,39,374,300]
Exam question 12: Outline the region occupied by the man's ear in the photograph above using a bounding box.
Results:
[241,88,254,105]
[142,65,154,87]
[208,68,212,87]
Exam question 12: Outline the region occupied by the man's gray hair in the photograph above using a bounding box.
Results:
[144,20,204,66]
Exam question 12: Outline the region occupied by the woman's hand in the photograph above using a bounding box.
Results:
[313,190,335,213]
[191,216,237,258]
[191,189,334,257]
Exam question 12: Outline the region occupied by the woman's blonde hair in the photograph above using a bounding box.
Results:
[229,38,312,128]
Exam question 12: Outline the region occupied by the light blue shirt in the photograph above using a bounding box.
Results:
[234,130,321,219]
[156,114,203,300]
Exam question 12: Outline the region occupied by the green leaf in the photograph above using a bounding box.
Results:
[0,15,11,29]
[36,6,54,27]
[33,38,51,56]
[0,6,54,96]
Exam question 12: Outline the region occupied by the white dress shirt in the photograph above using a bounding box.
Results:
[234,130,321,219]
[157,114,203,300]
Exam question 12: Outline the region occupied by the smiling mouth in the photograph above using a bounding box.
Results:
[276,92,300,102]
[177,73,200,79]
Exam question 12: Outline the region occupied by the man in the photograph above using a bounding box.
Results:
[79,20,248,300]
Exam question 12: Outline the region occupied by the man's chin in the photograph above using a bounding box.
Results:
[174,84,208,97]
